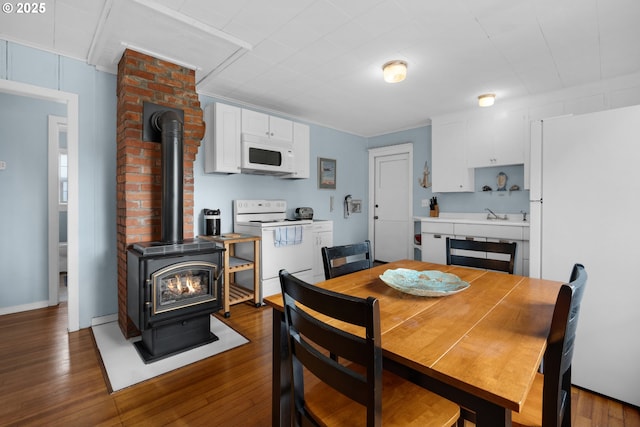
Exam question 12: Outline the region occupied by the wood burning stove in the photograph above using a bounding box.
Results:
[128,241,223,363]
[126,103,224,363]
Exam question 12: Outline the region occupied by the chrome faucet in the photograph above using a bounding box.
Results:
[485,208,508,220]
[485,208,499,219]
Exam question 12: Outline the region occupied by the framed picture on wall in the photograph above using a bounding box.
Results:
[318,157,336,189]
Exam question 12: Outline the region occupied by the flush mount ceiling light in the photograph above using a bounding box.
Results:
[382,60,408,83]
[478,93,496,107]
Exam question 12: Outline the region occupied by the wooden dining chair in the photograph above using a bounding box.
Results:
[446,237,517,274]
[456,263,588,427]
[511,263,588,427]
[279,269,460,427]
[322,240,372,280]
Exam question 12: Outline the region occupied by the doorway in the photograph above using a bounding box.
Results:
[48,116,68,304]
[0,79,79,332]
[367,143,413,262]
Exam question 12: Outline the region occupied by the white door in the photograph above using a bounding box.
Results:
[368,144,413,262]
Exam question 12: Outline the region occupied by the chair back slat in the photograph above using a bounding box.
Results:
[290,321,370,405]
[322,240,372,279]
[446,238,517,274]
[287,301,369,366]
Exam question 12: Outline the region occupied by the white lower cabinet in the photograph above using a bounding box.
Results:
[421,221,453,265]
[421,220,529,276]
[311,221,333,283]
[421,232,453,265]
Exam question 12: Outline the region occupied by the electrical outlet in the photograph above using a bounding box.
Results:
[0,161,6,170]
[421,199,429,207]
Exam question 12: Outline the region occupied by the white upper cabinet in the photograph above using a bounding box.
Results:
[284,122,310,179]
[269,115,294,141]
[466,109,527,168]
[203,103,241,174]
[204,103,308,178]
[432,120,475,192]
[241,109,293,141]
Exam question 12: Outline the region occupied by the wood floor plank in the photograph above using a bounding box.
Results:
[0,302,638,427]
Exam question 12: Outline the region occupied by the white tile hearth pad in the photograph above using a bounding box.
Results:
[92,316,248,392]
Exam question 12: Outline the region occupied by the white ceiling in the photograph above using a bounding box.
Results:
[1,0,639,136]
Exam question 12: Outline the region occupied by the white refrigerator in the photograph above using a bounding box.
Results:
[529,105,640,406]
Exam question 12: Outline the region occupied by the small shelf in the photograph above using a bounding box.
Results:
[199,234,261,318]
[228,256,253,271]
[228,283,255,305]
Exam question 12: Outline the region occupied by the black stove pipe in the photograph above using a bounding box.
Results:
[151,110,183,243]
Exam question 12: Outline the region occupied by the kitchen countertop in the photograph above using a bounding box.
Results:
[414,213,530,227]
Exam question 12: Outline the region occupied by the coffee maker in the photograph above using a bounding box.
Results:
[203,209,221,236]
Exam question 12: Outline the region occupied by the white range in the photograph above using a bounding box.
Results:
[233,199,314,299]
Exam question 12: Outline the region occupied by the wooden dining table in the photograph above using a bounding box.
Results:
[264,259,564,427]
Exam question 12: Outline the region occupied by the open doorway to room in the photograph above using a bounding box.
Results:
[48,116,68,304]
[0,79,79,332]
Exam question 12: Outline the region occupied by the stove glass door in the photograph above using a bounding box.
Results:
[152,261,218,315]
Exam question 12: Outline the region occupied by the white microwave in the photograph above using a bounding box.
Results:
[241,133,295,175]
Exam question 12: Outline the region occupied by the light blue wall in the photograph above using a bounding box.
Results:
[194,96,369,246]
[0,93,65,306]
[59,53,117,325]
[1,41,117,325]
[368,126,530,217]
[438,165,529,214]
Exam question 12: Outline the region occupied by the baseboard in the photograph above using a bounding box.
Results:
[91,313,118,327]
[0,300,49,316]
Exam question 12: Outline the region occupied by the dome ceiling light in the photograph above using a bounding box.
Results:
[382,60,408,83]
[478,93,496,107]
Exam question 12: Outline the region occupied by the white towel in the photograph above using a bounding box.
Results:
[293,226,302,245]
[274,226,303,247]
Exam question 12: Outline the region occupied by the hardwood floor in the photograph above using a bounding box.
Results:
[1,303,638,426]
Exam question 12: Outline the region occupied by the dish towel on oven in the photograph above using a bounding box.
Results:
[274,226,303,247]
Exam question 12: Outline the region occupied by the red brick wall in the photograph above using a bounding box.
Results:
[116,49,205,338]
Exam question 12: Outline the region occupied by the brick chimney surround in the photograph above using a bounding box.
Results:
[116,49,205,338]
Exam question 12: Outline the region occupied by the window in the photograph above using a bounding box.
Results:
[59,148,68,208]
